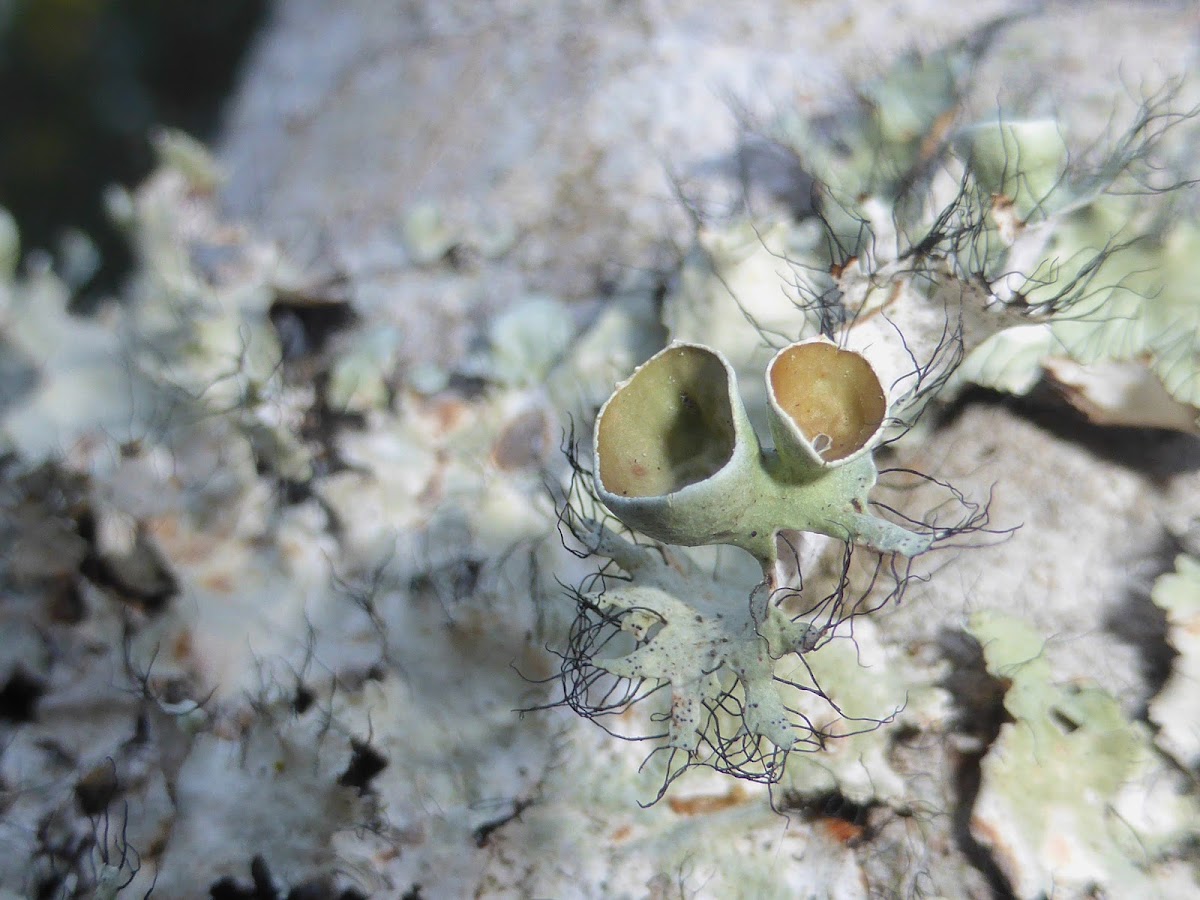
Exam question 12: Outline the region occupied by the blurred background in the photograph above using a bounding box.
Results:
[0,0,271,302]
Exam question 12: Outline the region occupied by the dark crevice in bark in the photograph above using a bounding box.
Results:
[938,627,1017,900]
[1104,529,1182,720]
[935,385,1200,481]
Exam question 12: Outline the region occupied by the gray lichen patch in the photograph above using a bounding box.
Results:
[592,572,806,753]
[556,526,910,795]
[968,610,1200,899]
[1149,553,1200,770]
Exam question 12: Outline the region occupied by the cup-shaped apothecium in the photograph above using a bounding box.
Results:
[597,344,741,497]
[594,343,763,552]
[594,340,930,567]
[766,338,887,477]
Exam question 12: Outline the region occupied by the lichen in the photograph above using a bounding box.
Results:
[1149,553,1200,769]
[969,610,1200,898]
[4,9,1200,897]
[951,98,1200,432]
